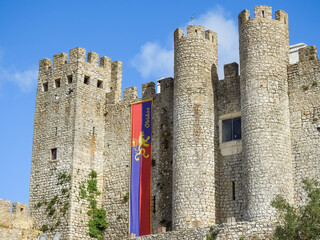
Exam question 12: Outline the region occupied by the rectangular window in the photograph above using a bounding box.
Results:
[43,82,48,92]
[222,117,241,142]
[55,78,61,88]
[67,75,73,84]
[51,148,57,160]
[97,80,103,89]
[84,76,90,85]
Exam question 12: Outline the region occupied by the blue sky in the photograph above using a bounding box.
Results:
[0,0,319,205]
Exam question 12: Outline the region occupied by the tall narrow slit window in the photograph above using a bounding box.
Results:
[222,117,241,142]
[51,148,57,160]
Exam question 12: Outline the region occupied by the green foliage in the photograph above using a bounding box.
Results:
[79,169,107,239]
[271,179,320,240]
[57,172,71,185]
[302,84,309,91]
[312,81,318,87]
[40,225,49,232]
[239,237,246,240]
[123,192,129,202]
[35,201,43,208]
[206,226,219,240]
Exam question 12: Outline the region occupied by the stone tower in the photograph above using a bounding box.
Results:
[29,47,122,239]
[239,6,294,221]
[172,25,217,229]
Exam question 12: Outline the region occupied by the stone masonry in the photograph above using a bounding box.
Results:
[1,4,319,240]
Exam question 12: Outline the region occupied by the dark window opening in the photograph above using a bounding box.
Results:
[222,117,241,142]
[232,181,236,200]
[97,80,103,89]
[43,82,48,92]
[262,11,265,18]
[93,127,95,136]
[67,75,73,84]
[55,78,61,88]
[84,76,90,85]
[110,87,113,92]
[51,148,57,160]
[153,196,156,213]
[20,208,24,212]
[195,30,197,36]
[55,127,58,136]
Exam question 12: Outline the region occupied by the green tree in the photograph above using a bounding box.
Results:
[271,179,320,240]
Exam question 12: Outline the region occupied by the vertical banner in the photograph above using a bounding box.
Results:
[130,99,152,236]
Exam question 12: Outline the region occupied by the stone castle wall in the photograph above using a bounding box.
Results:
[173,25,217,230]
[288,46,320,205]
[24,5,320,240]
[239,6,294,221]
[0,199,40,240]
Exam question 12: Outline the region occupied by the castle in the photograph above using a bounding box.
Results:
[0,5,319,240]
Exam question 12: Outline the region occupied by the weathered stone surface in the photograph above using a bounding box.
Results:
[0,4,317,240]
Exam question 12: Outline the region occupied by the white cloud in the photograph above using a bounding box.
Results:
[188,6,239,78]
[131,42,173,79]
[0,64,37,93]
[131,5,238,80]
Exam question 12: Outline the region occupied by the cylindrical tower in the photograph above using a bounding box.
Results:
[173,25,217,229]
[239,6,294,221]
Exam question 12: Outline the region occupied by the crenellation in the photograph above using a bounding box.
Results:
[53,52,67,68]
[11,4,319,240]
[238,9,250,26]
[254,6,272,19]
[173,28,183,42]
[12,202,28,217]
[275,10,288,25]
[223,62,239,79]
[299,45,318,62]
[39,58,52,70]
[205,30,217,43]
[123,86,138,100]
[0,199,11,215]
[142,82,156,99]
[69,47,86,63]
[100,56,111,68]
[87,51,99,65]
[186,25,204,39]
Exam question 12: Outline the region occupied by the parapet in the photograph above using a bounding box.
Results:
[224,62,239,79]
[39,47,120,69]
[299,46,318,62]
[123,86,138,100]
[0,199,11,215]
[12,202,28,217]
[142,82,156,99]
[238,6,288,26]
[174,25,217,44]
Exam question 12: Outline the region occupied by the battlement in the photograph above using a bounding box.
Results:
[174,25,217,44]
[238,6,288,26]
[0,199,28,218]
[39,47,120,69]
[299,45,318,62]
[223,62,239,80]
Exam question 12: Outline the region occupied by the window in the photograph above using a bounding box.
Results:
[43,82,48,92]
[97,80,103,89]
[51,148,57,160]
[55,78,61,88]
[84,76,90,85]
[222,117,241,142]
[67,75,73,84]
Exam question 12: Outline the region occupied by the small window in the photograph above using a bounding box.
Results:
[43,82,48,92]
[67,75,73,84]
[110,87,113,92]
[51,148,57,160]
[222,117,241,142]
[262,11,265,18]
[195,30,197,36]
[232,181,236,200]
[97,80,103,89]
[55,78,61,88]
[84,76,90,85]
